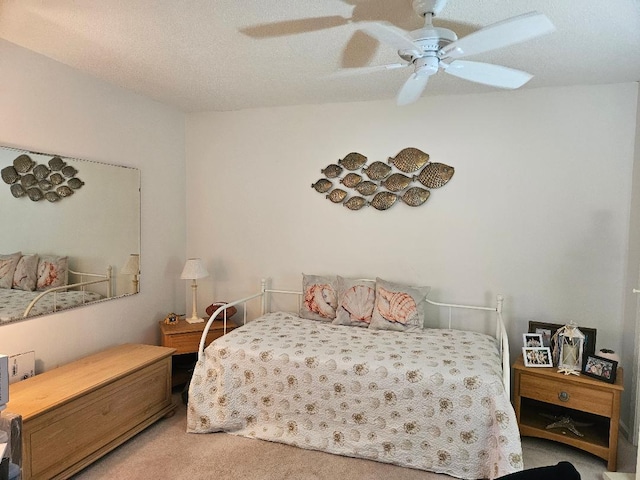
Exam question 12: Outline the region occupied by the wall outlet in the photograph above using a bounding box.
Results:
[0,355,7,409]
[9,351,35,384]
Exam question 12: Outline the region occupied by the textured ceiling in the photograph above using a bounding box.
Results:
[1,0,639,112]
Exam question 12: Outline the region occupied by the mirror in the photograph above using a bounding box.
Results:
[0,144,140,324]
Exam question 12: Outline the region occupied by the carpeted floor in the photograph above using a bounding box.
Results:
[72,393,637,480]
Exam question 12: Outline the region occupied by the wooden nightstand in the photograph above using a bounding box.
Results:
[513,354,623,471]
[159,318,237,386]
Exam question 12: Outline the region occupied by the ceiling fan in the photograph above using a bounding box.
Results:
[346,0,556,105]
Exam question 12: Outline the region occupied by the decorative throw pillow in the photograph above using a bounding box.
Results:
[36,255,69,291]
[0,252,22,289]
[368,277,430,333]
[333,276,376,327]
[300,274,338,321]
[13,254,39,291]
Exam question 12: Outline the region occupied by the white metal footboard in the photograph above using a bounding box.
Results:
[23,266,113,317]
[199,279,510,394]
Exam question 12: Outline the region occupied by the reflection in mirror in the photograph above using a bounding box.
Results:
[0,145,140,324]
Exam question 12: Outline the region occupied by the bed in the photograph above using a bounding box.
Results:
[187,277,522,480]
[0,251,112,323]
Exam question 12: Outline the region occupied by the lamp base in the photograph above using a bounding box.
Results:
[185,316,205,324]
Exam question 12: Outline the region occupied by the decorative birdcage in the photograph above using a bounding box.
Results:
[552,323,585,375]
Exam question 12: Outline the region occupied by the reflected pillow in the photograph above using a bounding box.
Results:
[0,252,22,289]
[300,274,337,322]
[36,255,69,291]
[333,277,376,327]
[369,277,430,333]
[13,254,39,291]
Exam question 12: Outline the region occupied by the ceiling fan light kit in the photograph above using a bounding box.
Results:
[351,0,556,106]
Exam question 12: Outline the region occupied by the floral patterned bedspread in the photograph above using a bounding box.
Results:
[187,312,522,479]
[0,288,102,322]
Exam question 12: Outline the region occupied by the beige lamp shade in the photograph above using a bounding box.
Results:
[180,258,209,280]
[121,254,140,275]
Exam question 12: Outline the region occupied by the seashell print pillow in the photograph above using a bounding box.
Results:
[300,274,338,322]
[333,276,376,327]
[13,254,39,291]
[369,277,430,333]
[0,252,22,289]
[36,255,69,291]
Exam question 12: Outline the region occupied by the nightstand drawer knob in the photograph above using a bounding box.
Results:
[558,391,570,402]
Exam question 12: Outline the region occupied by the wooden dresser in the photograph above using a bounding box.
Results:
[6,343,176,480]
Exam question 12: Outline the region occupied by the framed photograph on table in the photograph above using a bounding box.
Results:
[523,333,544,347]
[583,354,618,383]
[528,321,563,349]
[522,347,553,367]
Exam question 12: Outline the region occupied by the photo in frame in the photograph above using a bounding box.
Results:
[528,321,597,365]
[583,354,618,383]
[522,347,553,367]
[523,333,543,347]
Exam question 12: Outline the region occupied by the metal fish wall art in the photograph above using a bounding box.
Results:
[414,162,455,189]
[388,148,429,173]
[338,152,367,171]
[315,148,454,211]
[380,173,412,192]
[340,172,363,188]
[321,164,343,178]
[2,154,85,203]
[326,188,347,203]
[344,196,368,210]
[362,161,392,181]
[401,187,430,207]
[13,154,35,173]
[355,181,378,196]
[369,191,398,210]
[312,178,333,193]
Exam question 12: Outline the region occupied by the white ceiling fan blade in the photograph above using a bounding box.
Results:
[439,12,555,59]
[361,21,421,54]
[330,63,410,77]
[443,60,533,89]
[397,73,430,106]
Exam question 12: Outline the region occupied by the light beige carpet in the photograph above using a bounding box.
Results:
[73,394,637,480]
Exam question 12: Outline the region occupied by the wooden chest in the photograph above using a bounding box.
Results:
[6,344,175,479]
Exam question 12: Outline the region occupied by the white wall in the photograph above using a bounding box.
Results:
[186,83,638,423]
[623,87,640,441]
[0,39,187,371]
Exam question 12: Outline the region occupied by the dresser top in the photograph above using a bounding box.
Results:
[514,354,624,391]
[6,343,175,419]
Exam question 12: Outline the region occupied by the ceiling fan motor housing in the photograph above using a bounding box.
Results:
[399,27,457,62]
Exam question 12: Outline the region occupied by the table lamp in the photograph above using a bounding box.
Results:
[121,254,140,294]
[181,258,209,324]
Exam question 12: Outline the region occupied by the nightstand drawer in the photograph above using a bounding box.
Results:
[519,373,614,417]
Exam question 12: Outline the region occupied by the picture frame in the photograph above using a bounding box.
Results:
[522,347,553,367]
[583,354,618,383]
[528,321,597,364]
[523,333,544,347]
